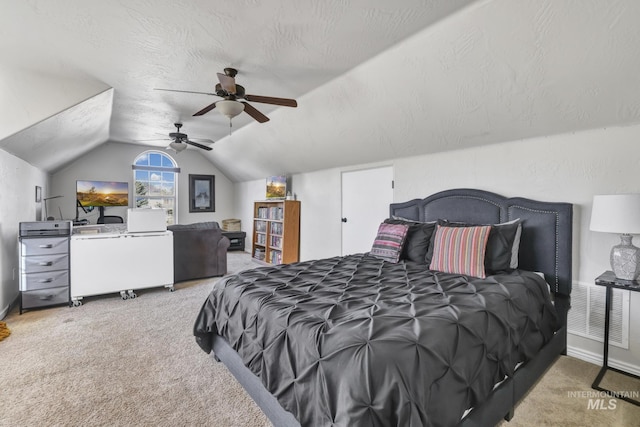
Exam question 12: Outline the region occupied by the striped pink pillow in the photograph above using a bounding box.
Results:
[370,223,409,263]
[429,224,492,278]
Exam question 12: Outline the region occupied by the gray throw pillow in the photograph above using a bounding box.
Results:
[384,218,437,264]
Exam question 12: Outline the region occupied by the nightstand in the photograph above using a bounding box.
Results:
[222,231,246,251]
[592,271,640,406]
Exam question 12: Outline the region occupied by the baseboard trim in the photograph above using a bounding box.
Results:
[567,345,640,377]
[0,293,19,320]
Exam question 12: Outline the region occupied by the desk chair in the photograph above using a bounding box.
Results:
[98,215,124,224]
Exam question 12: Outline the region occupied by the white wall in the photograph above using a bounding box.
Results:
[0,65,109,142]
[0,150,48,317]
[50,141,236,225]
[235,165,390,261]
[237,123,640,371]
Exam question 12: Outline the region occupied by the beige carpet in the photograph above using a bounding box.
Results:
[1,252,639,427]
[0,320,10,341]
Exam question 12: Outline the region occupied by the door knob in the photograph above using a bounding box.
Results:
[341,218,347,223]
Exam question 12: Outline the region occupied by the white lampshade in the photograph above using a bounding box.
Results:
[590,194,640,234]
[216,100,245,119]
[169,141,187,152]
[591,194,640,281]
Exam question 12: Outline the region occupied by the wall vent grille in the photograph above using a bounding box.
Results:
[567,281,629,349]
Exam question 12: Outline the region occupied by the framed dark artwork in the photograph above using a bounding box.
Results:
[189,174,215,212]
[35,186,42,202]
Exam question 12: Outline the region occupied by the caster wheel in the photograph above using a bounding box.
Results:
[73,300,82,307]
[169,286,175,292]
[120,291,129,300]
[128,291,137,299]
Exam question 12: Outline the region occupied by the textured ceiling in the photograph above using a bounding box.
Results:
[2,0,640,181]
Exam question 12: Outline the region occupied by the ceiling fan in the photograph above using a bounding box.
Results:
[155,68,298,124]
[139,123,213,152]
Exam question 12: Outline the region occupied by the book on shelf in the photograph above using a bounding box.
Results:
[254,248,265,260]
[270,222,283,235]
[270,235,282,249]
[270,250,282,264]
[256,206,284,220]
[271,207,283,220]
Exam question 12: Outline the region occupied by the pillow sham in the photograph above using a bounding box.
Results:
[429,224,492,278]
[509,221,522,269]
[370,222,410,263]
[438,218,522,273]
[384,218,437,263]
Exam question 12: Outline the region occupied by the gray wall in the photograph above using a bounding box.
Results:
[49,141,236,225]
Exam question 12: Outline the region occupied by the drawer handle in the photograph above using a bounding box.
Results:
[38,278,53,283]
[38,261,53,266]
[38,244,53,249]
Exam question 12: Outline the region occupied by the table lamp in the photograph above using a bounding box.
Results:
[590,194,640,281]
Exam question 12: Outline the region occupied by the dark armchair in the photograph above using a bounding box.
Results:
[167,221,230,283]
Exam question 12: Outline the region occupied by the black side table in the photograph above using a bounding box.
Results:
[222,231,246,251]
[592,271,640,406]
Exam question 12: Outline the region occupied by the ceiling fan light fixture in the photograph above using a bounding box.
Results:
[217,99,245,119]
[169,141,187,152]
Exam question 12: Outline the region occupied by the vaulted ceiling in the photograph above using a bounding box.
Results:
[2,0,640,182]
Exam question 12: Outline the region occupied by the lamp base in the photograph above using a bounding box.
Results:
[611,234,640,281]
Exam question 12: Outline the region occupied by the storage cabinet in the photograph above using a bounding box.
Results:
[19,221,72,313]
[70,230,174,305]
[252,200,300,265]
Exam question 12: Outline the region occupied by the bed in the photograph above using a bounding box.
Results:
[194,188,572,426]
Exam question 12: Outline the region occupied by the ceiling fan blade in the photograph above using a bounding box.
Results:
[243,94,297,107]
[155,88,217,96]
[241,102,270,123]
[185,140,213,151]
[193,102,218,116]
[217,73,236,94]
[189,138,215,144]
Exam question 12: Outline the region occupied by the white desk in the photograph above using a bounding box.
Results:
[70,227,173,305]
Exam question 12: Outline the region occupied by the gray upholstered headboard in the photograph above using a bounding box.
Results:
[390,188,573,296]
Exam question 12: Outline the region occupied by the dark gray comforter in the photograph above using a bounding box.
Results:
[194,253,558,427]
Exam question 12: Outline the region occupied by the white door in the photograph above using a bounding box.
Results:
[341,166,394,255]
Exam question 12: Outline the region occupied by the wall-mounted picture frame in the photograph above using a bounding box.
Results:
[189,174,215,212]
[35,186,42,203]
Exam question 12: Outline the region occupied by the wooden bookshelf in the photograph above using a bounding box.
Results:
[252,200,300,265]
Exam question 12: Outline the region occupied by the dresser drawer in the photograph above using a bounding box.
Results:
[20,270,69,291]
[20,254,69,273]
[21,237,69,256]
[21,287,69,309]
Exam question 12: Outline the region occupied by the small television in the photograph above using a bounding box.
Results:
[77,180,129,207]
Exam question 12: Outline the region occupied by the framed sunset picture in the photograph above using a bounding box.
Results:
[266,175,287,199]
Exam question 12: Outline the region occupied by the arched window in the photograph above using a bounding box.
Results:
[132,151,180,224]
